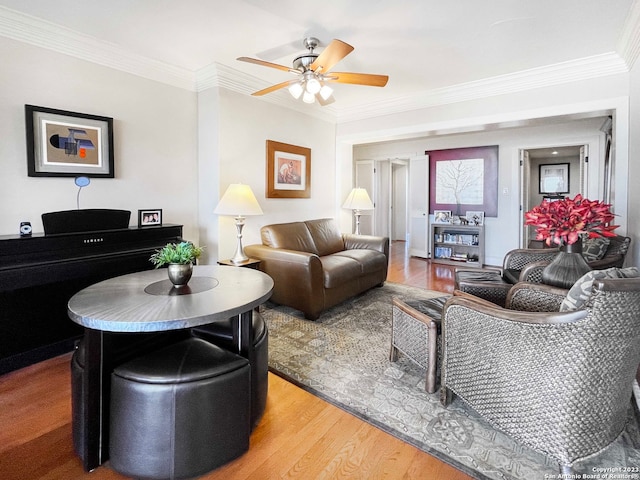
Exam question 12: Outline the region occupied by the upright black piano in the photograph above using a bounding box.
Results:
[0,215,183,375]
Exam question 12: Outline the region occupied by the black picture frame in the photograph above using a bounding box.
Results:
[25,104,114,178]
[427,145,499,217]
[138,209,162,227]
[539,163,570,194]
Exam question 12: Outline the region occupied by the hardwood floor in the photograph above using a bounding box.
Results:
[0,242,469,480]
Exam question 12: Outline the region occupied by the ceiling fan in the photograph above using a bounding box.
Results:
[237,37,389,106]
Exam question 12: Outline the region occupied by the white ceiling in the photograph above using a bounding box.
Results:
[0,0,638,121]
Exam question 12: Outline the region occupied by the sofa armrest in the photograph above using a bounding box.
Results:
[245,244,316,265]
[244,244,325,319]
[343,234,389,257]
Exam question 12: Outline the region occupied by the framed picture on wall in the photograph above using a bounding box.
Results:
[426,145,499,217]
[25,104,114,177]
[266,140,311,198]
[539,163,569,194]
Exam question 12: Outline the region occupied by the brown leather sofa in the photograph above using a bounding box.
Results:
[245,218,389,320]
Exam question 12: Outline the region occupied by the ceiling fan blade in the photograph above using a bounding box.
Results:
[310,39,354,73]
[252,80,295,96]
[326,72,389,87]
[237,56,295,73]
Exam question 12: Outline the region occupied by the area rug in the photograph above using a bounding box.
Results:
[261,282,640,480]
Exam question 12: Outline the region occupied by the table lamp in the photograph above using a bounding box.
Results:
[214,184,263,263]
[342,187,374,235]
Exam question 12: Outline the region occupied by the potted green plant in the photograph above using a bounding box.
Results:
[149,242,204,287]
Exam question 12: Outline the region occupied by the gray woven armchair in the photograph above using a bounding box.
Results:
[441,271,640,472]
[455,235,631,307]
[519,234,632,282]
[454,248,558,307]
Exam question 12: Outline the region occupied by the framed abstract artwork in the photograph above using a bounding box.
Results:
[426,145,499,217]
[25,104,114,177]
[266,140,311,198]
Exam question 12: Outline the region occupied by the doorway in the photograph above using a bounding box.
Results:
[519,145,587,248]
[355,159,409,240]
[391,161,409,241]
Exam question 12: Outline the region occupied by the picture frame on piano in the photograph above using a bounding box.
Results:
[25,104,114,178]
[138,209,162,227]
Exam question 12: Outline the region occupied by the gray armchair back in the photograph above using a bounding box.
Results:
[441,275,640,471]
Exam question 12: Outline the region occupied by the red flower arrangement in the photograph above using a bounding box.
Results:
[524,194,618,246]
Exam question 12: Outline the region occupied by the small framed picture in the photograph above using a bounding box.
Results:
[433,210,452,224]
[466,211,485,226]
[138,209,162,227]
[539,163,569,194]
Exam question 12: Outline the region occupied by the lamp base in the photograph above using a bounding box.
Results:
[230,251,249,264]
[231,216,248,264]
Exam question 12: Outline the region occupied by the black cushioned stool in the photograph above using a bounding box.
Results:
[192,311,268,428]
[109,337,251,480]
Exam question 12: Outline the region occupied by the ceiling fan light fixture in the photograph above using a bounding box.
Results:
[288,82,304,99]
[305,77,321,94]
[319,84,333,100]
[302,91,315,104]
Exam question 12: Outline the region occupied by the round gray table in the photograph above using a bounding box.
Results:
[67,265,273,471]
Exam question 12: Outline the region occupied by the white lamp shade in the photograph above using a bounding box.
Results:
[342,188,374,210]
[214,184,263,216]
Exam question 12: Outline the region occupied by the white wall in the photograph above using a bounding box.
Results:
[353,118,610,266]
[627,59,640,267]
[197,88,337,263]
[0,37,199,240]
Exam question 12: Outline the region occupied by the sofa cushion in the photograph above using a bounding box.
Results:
[582,236,610,262]
[560,266,640,312]
[333,249,387,274]
[260,222,319,255]
[319,255,362,288]
[305,219,345,256]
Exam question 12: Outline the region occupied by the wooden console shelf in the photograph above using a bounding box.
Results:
[431,223,484,267]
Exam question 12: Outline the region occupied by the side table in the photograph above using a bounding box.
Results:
[218,258,261,270]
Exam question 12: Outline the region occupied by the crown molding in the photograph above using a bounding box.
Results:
[334,53,629,123]
[618,0,640,69]
[0,6,195,90]
[0,5,634,123]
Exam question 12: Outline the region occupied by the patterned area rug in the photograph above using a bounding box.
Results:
[261,282,640,480]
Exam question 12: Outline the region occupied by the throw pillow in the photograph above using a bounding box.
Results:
[582,236,610,262]
[560,266,640,311]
